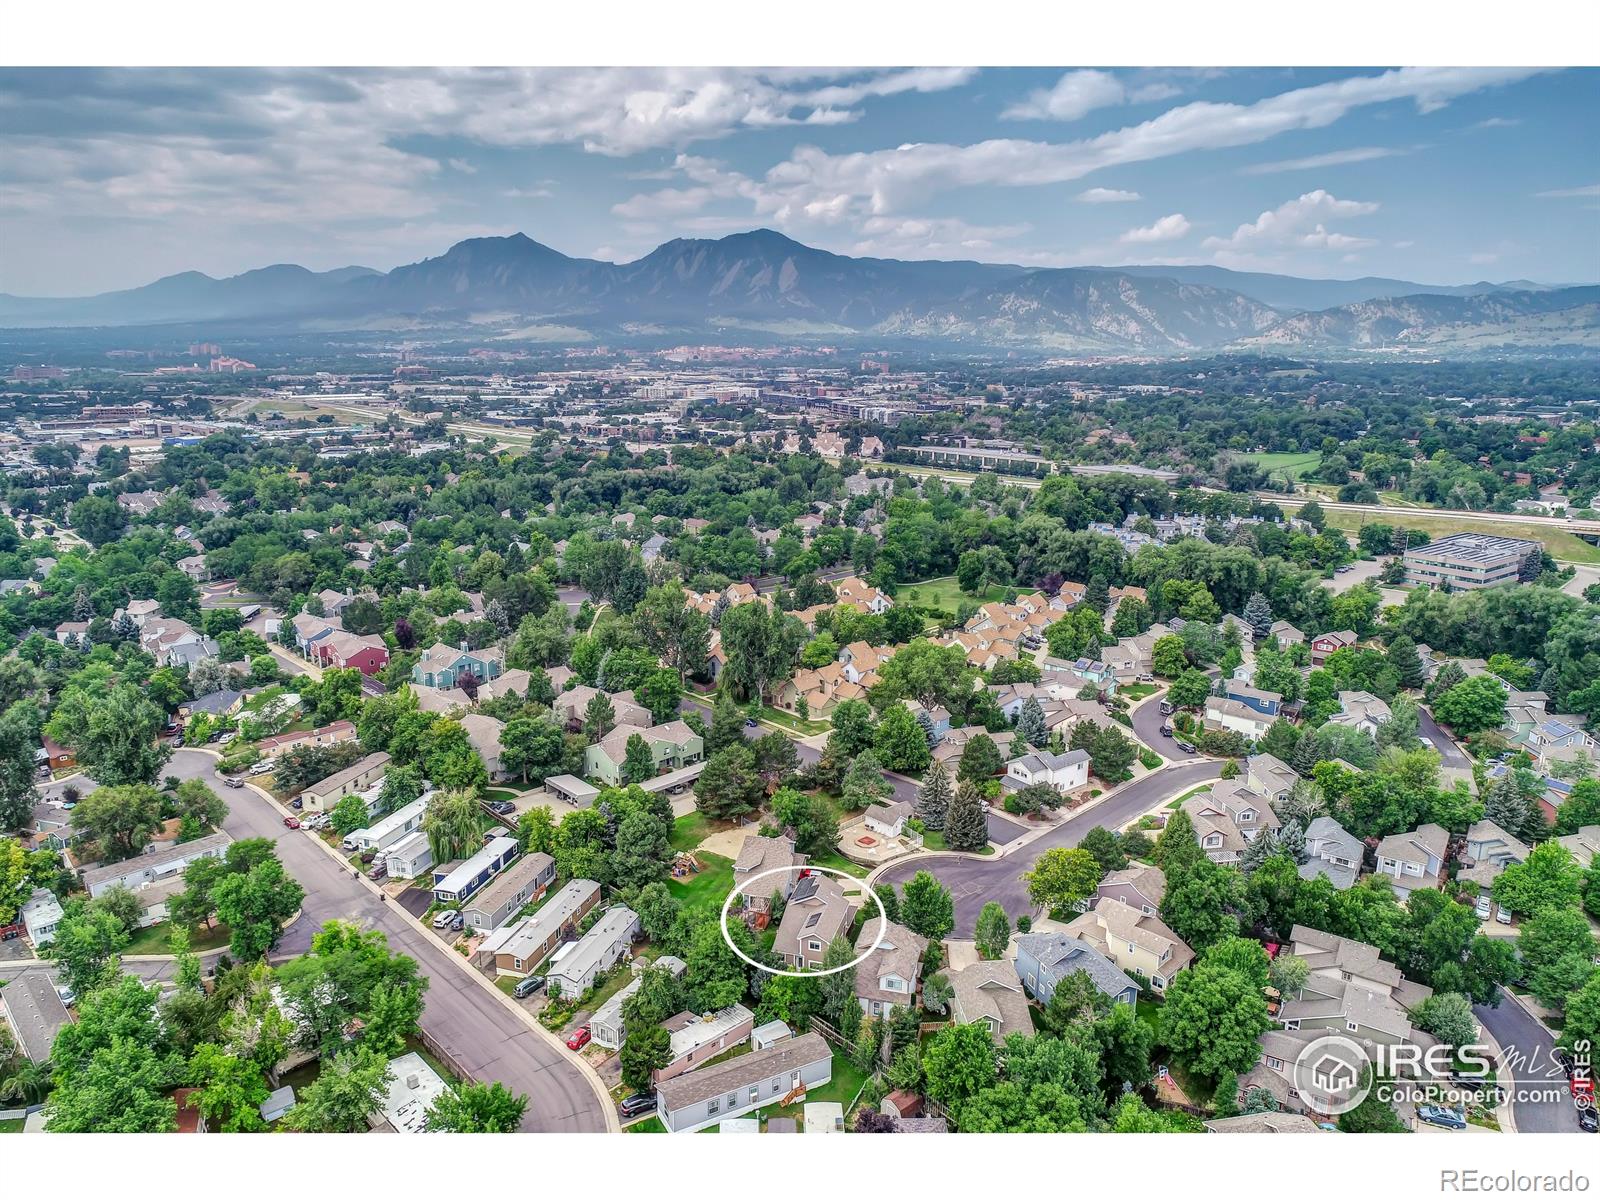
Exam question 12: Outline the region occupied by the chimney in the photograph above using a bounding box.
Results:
[460,641,468,652]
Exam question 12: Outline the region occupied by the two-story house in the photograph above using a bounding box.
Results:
[1003,748,1090,794]
[732,834,809,923]
[1064,897,1194,992]
[1015,932,1139,1008]
[1457,818,1530,897]
[1327,690,1392,738]
[1093,863,1166,915]
[1301,815,1364,890]
[946,959,1035,1043]
[852,918,928,1018]
[411,643,504,690]
[1309,629,1358,667]
[1183,783,1280,865]
[771,872,857,970]
[1373,822,1449,898]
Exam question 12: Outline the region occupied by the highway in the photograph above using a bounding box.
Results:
[875,758,1221,935]
[1262,492,1600,537]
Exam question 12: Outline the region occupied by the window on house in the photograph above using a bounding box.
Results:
[708,1098,719,1115]
[1346,1021,1358,1032]
[1266,1056,1283,1070]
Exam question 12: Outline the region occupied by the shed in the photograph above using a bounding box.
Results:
[751,1019,792,1050]
[259,1085,296,1124]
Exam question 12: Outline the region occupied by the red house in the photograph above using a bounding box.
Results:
[1309,629,1357,668]
[314,631,391,676]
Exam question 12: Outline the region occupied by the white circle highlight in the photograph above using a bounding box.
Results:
[718,865,888,978]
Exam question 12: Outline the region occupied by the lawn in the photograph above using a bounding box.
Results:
[1167,784,1213,810]
[919,830,995,855]
[123,920,233,956]
[756,706,830,736]
[1240,451,1322,482]
[1313,507,1600,565]
[623,1115,666,1133]
[667,851,734,917]
[807,849,871,879]
[758,1051,869,1122]
[0,1117,25,1133]
[1121,683,1160,701]
[671,810,732,854]
[484,787,523,804]
[899,575,1005,617]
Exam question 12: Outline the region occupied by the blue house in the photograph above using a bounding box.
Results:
[412,642,504,690]
[1015,932,1140,1007]
[1221,681,1282,719]
[433,836,520,905]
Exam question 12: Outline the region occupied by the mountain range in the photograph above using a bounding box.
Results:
[3,229,1595,354]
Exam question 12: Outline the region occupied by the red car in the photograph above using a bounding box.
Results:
[566,1026,591,1051]
[282,815,301,829]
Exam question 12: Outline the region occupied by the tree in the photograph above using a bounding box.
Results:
[1560,971,1600,1057]
[1431,674,1508,735]
[957,734,1003,785]
[621,733,656,786]
[633,583,712,683]
[841,751,894,811]
[424,1080,528,1132]
[1094,1000,1156,1099]
[422,788,483,863]
[975,902,1011,960]
[769,787,839,858]
[618,1022,673,1094]
[830,700,877,756]
[1242,592,1274,640]
[1016,697,1049,749]
[213,853,305,961]
[45,684,169,785]
[583,691,616,740]
[921,972,954,1015]
[69,493,127,546]
[695,744,764,822]
[1167,669,1213,710]
[1160,858,1242,952]
[45,903,129,997]
[1518,908,1598,1009]
[610,809,671,891]
[1076,825,1125,874]
[68,783,163,862]
[944,780,990,852]
[720,602,803,703]
[188,1042,270,1132]
[329,793,370,838]
[916,758,953,831]
[44,1037,177,1132]
[171,779,226,833]
[752,732,800,793]
[920,1020,997,1107]
[705,693,748,756]
[1386,633,1426,690]
[1268,951,1310,1000]
[900,871,955,941]
[1152,634,1189,678]
[1411,992,1478,1050]
[1337,1066,1407,1133]
[872,639,978,716]
[636,668,684,725]
[1494,841,1584,917]
[1555,778,1600,835]
[1158,961,1273,1080]
[1025,847,1103,915]
[1086,724,1138,785]
[874,703,931,773]
[284,1047,392,1132]
[499,716,568,785]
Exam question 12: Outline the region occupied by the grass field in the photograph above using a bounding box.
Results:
[1241,451,1322,482]
[123,920,233,956]
[1319,508,1600,564]
[756,705,831,736]
[667,851,734,917]
[670,810,719,853]
[900,575,1006,615]
[623,1115,666,1133]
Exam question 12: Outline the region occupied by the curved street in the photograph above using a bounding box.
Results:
[876,758,1221,936]
[1475,992,1579,1134]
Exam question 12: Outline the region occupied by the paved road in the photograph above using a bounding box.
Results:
[1417,707,1473,770]
[1475,993,1578,1134]
[1129,693,1201,763]
[877,759,1221,935]
[1263,492,1600,536]
[164,750,611,1132]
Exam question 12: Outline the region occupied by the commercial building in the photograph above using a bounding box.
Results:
[1402,533,1541,591]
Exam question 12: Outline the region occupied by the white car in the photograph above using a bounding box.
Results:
[431,910,460,929]
[248,761,273,776]
[1494,905,1513,925]
[1475,895,1492,921]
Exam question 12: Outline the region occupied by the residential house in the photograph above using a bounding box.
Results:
[930,726,1016,768]
[290,611,343,659]
[20,888,63,947]
[1327,690,1392,737]
[656,1031,832,1133]
[1245,753,1299,805]
[480,879,602,976]
[1093,864,1166,915]
[1301,816,1364,890]
[1015,932,1140,1008]
[947,959,1035,1043]
[1555,825,1600,870]
[546,906,640,997]
[458,712,508,780]
[839,640,894,685]
[585,719,704,787]
[1268,621,1305,650]
[553,685,652,730]
[256,718,358,762]
[1309,629,1358,667]
[378,1052,449,1134]
[732,835,808,919]
[1,972,70,1062]
[1373,823,1450,898]
[81,832,230,898]
[852,918,927,1018]
[1203,696,1275,742]
[772,872,857,969]
[299,751,389,812]
[771,662,868,719]
[1204,1112,1325,1133]
[344,796,431,855]
[1220,681,1283,719]
[1458,819,1530,896]
[1064,897,1194,992]
[658,1005,757,1083]
[1003,748,1090,793]
[834,576,892,615]
[1182,783,1281,865]
[312,630,390,676]
[432,836,520,906]
[591,956,688,1050]
[412,643,504,689]
[383,831,433,880]
[864,801,913,838]
[462,852,556,932]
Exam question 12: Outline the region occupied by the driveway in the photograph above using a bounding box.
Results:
[876,759,1221,935]
[167,750,612,1131]
[1474,992,1577,1134]
[1129,693,1201,763]
[1320,557,1388,594]
[1418,706,1473,770]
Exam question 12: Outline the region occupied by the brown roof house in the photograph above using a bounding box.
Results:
[946,959,1034,1043]
[1064,897,1193,993]
[772,872,858,970]
[853,917,928,1019]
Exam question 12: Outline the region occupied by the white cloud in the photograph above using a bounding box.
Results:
[1120,213,1191,244]
[1003,69,1130,122]
[1472,117,1521,129]
[1202,190,1380,261]
[1469,251,1500,264]
[446,157,478,174]
[1240,146,1406,174]
[1535,183,1600,198]
[850,214,1033,261]
[1077,187,1142,203]
[801,67,979,109]
[1393,240,1415,249]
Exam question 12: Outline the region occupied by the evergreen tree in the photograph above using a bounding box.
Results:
[1428,659,1466,701]
[1483,774,1532,838]
[1084,576,1110,614]
[916,759,953,832]
[1242,593,1273,640]
[945,781,990,852]
[1258,718,1300,762]
[914,708,937,749]
[1290,729,1323,778]
[1386,634,1426,690]
[1016,697,1048,749]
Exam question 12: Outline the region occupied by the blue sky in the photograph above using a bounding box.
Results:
[1,66,1596,295]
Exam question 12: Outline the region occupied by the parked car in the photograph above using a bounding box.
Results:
[1579,1103,1598,1133]
[1159,723,1174,737]
[431,909,459,929]
[488,799,515,815]
[566,1025,592,1051]
[450,913,465,932]
[368,861,388,881]
[1475,895,1493,921]
[217,732,237,745]
[1136,673,1155,683]
[1494,905,1513,925]
[1159,700,1175,716]
[290,797,303,809]
[282,815,301,829]
[744,717,758,728]
[248,761,273,776]
[55,984,76,1006]
[513,974,545,999]
[1175,741,1197,754]
[223,776,243,789]
[1418,1104,1467,1130]
[619,1093,657,1118]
